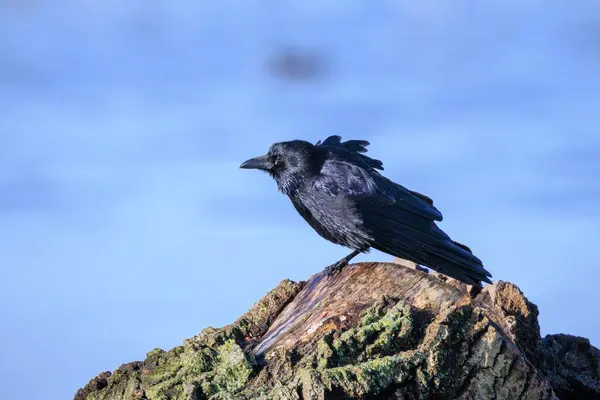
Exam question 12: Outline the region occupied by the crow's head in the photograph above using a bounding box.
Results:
[240,140,321,190]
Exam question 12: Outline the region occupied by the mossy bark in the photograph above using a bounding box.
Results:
[75,263,600,400]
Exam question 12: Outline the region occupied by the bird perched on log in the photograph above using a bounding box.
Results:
[240,135,492,285]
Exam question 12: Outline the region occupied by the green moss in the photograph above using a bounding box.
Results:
[316,334,335,370]
[360,300,390,325]
[146,357,183,386]
[146,348,166,359]
[322,352,422,397]
[212,339,254,393]
[331,300,413,365]
[143,343,219,399]
[145,386,181,400]
[180,347,215,376]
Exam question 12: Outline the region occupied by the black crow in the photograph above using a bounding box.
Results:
[240,135,492,285]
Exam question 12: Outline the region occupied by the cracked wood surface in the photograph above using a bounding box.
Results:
[251,262,466,357]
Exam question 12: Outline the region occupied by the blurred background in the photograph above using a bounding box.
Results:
[1,1,600,399]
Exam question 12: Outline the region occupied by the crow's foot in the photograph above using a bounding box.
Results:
[323,249,364,277]
[324,260,348,277]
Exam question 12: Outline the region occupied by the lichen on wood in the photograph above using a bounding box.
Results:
[75,262,600,400]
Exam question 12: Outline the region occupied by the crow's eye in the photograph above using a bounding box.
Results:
[272,155,282,166]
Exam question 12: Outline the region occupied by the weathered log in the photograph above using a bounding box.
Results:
[74,262,600,400]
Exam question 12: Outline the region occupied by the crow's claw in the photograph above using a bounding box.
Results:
[324,260,347,277]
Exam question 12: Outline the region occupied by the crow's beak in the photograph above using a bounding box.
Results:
[240,154,272,170]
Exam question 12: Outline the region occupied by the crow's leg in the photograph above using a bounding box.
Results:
[324,249,362,277]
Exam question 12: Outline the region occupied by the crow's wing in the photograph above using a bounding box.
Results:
[314,158,492,284]
[314,135,441,220]
[315,159,443,222]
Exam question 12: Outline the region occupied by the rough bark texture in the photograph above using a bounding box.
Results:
[75,262,600,400]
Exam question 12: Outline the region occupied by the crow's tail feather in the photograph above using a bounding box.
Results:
[372,229,492,286]
[418,244,492,285]
[380,242,492,285]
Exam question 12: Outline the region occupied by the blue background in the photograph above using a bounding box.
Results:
[1,1,599,399]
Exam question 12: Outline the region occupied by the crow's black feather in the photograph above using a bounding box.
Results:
[316,135,384,171]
